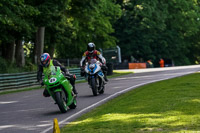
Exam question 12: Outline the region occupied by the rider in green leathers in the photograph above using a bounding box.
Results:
[37,53,78,96]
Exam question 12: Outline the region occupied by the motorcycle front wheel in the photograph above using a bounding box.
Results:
[55,91,67,113]
[91,78,98,96]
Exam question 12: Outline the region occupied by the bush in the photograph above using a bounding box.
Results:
[0,57,8,73]
[0,57,37,74]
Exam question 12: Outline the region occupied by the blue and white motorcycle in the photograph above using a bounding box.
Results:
[85,59,105,96]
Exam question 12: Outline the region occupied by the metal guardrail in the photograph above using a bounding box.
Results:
[0,68,85,91]
[69,68,85,81]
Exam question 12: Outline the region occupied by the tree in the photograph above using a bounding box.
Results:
[114,0,200,65]
[0,0,38,65]
[56,0,122,58]
[15,40,25,67]
[27,0,70,64]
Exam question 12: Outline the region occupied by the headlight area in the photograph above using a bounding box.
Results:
[89,64,95,69]
[49,84,63,91]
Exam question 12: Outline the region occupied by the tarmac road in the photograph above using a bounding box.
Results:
[0,65,200,133]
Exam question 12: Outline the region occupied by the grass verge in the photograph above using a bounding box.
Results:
[108,71,133,79]
[61,73,200,133]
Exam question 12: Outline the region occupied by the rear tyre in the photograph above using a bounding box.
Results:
[91,78,98,96]
[55,91,67,113]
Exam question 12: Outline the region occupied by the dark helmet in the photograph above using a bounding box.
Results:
[40,53,51,67]
[87,42,95,53]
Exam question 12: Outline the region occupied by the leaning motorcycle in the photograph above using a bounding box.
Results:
[84,59,105,96]
[43,66,77,113]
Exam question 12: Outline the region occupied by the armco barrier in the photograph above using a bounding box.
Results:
[0,68,84,91]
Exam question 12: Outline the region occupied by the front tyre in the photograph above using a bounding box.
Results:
[91,78,98,96]
[55,91,67,113]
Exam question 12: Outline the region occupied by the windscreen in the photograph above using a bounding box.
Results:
[89,59,97,64]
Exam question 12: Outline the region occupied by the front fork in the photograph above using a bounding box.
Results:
[88,74,97,86]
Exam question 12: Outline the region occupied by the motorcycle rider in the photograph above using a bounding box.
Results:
[37,53,78,97]
[80,42,108,82]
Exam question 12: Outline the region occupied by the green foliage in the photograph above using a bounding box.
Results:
[0,57,8,72]
[56,0,122,58]
[0,57,37,74]
[45,15,75,57]
[1,0,200,70]
[0,0,38,42]
[114,0,200,65]
[27,0,69,27]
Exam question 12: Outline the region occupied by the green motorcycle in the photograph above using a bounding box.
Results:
[43,66,77,113]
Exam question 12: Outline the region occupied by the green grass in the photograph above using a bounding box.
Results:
[108,71,133,78]
[61,73,200,133]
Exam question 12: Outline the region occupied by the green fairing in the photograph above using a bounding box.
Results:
[43,64,76,112]
[61,79,73,106]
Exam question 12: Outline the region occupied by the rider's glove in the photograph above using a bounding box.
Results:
[102,58,106,65]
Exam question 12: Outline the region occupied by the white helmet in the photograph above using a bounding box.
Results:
[87,42,95,53]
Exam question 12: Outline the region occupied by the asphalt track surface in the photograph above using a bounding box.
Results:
[0,65,200,133]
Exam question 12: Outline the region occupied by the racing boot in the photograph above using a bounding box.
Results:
[104,75,108,82]
[103,72,108,82]
[72,85,78,95]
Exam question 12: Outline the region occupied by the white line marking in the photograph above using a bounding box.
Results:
[0,108,44,115]
[113,72,192,81]
[0,101,18,104]
[0,125,15,130]
[41,71,195,133]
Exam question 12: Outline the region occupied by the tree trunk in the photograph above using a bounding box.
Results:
[15,40,25,67]
[49,35,56,58]
[33,33,38,64]
[2,40,15,63]
[34,27,45,64]
[1,43,7,58]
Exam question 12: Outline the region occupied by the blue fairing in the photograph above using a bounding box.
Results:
[98,71,104,77]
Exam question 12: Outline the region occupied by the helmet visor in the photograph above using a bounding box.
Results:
[88,47,94,52]
[41,59,50,67]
